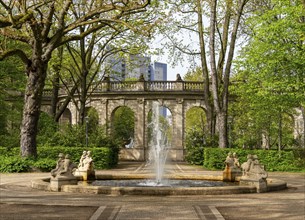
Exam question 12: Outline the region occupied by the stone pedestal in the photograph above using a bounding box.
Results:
[74,170,95,181]
[240,177,268,193]
[50,177,77,192]
[223,167,242,182]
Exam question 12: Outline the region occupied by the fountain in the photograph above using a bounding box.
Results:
[146,101,170,185]
[31,101,288,195]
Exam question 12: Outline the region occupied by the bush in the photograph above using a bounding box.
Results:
[0,145,119,173]
[32,158,57,172]
[184,130,205,165]
[36,146,118,169]
[0,156,31,173]
[203,148,304,171]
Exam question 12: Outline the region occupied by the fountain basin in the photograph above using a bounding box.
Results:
[31,173,287,195]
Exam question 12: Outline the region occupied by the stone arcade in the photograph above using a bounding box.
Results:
[41,78,207,161]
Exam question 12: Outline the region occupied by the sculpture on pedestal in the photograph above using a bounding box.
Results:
[240,154,268,193]
[74,151,95,180]
[223,152,242,182]
[50,153,77,191]
[51,153,77,179]
[241,154,268,179]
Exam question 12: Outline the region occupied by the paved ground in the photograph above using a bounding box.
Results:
[0,162,304,220]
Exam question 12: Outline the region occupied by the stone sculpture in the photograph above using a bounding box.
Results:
[241,154,268,179]
[74,151,95,181]
[223,152,242,182]
[50,153,77,191]
[240,154,268,193]
[224,152,235,168]
[51,153,65,178]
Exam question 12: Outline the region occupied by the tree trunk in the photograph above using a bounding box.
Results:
[79,71,87,125]
[51,47,63,119]
[278,111,282,152]
[20,59,48,158]
[196,0,215,139]
[54,84,79,122]
[51,73,59,118]
[301,106,305,148]
[217,110,228,148]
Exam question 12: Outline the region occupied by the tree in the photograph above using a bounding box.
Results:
[0,0,153,157]
[159,0,251,148]
[232,0,305,149]
[0,37,27,147]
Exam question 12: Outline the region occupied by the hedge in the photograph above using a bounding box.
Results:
[203,148,305,172]
[0,145,119,173]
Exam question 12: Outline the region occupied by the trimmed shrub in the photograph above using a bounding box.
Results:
[32,158,57,172]
[203,148,304,171]
[0,156,31,173]
[0,145,119,172]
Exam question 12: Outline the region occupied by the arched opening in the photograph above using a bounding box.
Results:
[111,106,135,148]
[85,107,99,134]
[185,106,207,165]
[59,108,72,125]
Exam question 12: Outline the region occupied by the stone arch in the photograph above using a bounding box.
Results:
[145,101,173,160]
[59,108,72,125]
[184,105,208,161]
[40,105,51,116]
[110,105,135,144]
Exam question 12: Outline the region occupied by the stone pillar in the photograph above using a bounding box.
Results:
[68,102,78,125]
[174,74,184,91]
[133,98,145,161]
[93,99,108,133]
[136,74,145,91]
[171,99,184,161]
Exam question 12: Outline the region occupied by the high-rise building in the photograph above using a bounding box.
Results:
[104,55,125,81]
[151,62,167,81]
[151,62,168,117]
[125,55,151,80]
[105,53,168,83]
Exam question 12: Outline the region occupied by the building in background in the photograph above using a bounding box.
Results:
[151,61,167,81]
[105,55,168,116]
[105,54,168,82]
[151,62,167,117]
[125,55,152,80]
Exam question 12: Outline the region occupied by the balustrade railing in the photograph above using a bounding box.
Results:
[43,81,204,98]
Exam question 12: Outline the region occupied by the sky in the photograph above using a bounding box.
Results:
[151,54,189,80]
[150,35,191,81]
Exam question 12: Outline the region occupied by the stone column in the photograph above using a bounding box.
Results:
[68,102,78,125]
[95,99,108,133]
[171,99,184,161]
[133,98,145,161]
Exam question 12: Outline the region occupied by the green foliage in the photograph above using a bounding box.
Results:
[203,148,305,172]
[0,41,25,148]
[232,0,305,149]
[0,147,20,156]
[0,156,31,173]
[184,130,205,165]
[112,106,135,145]
[45,124,86,147]
[184,67,204,81]
[184,106,218,165]
[32,158,57,172]
[0,145,119,172]
[36,112,58,145]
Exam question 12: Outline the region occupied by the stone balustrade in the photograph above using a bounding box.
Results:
[42,80,205,97]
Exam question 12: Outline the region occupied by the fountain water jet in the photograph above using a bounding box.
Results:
[147,101,171,185]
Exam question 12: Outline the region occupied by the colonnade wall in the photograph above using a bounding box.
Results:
[63,96,206,161]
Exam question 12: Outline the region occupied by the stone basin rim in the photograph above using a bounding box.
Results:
[31,174,287,195]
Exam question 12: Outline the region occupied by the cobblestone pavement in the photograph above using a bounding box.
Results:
[0,162,304,220]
